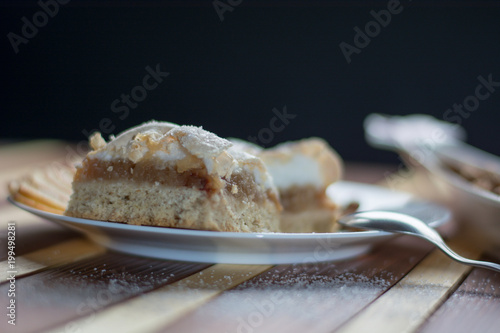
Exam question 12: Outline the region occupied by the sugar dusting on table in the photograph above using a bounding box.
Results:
[165,263,396,333]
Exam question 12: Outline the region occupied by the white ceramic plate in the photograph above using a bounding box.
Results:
[8,181,450,264]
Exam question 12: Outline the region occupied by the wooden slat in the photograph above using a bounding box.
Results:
[344,162,397,184]
[417,253,500,333]
[0,140,71,170]
[335,237,482,333]
[0,253,210,333]
[160,236,435,333]
[0,238,106,281]
[46,264,272,333]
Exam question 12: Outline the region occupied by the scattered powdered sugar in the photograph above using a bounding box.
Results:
[172,125,232,158]
[419,269,500,332]
[16,255,185,313]
[168,265,393,333]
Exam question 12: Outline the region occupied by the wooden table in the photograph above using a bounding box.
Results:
[1,140,499,333]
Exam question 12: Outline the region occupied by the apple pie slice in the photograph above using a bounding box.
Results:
[64,121,281,232]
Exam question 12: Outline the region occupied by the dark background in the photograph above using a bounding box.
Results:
[2,0,500,163]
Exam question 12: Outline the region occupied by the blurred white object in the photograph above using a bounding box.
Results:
[364,113,466,151]
[364,113,500,249]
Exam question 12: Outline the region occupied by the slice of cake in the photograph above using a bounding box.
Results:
[232,138,343,233]
[64,121,282,233]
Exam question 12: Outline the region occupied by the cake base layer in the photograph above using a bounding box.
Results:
[65,180,280,233]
